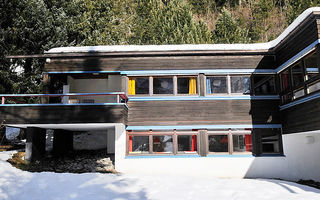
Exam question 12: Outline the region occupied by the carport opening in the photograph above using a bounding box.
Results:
[6,123,117,173]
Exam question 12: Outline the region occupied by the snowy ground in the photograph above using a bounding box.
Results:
[0,151,320,200]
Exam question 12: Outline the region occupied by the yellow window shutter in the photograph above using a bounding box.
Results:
[189,77,197,94]
[129,77,135,95]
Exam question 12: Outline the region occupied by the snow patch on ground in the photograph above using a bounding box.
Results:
[0,151,319,200]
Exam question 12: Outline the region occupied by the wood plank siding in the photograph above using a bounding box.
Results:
[274,13,320,66]
[281,98,320,134]
[0,105,128,124]
[127,100,280,126]
[44,54,276,72]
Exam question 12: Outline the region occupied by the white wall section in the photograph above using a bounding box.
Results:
[115,130,320,182]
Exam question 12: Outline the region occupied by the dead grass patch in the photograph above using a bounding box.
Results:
[7,152,30,170]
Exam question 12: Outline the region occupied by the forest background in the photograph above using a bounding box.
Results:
[1,0,320,95]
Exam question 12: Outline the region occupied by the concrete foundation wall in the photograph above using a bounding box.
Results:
[115,130,320,182]
[73,130,108,150]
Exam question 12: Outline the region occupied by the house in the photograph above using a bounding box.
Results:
[2,7,320,181]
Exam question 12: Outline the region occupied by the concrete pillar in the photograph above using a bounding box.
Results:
[107,128,115,154]
[25,127,46,161]
[114,124,126,171]
[53,129,73,157]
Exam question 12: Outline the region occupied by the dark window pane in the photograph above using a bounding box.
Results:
[292,64,304,87]
[306,67,319,80]
[281,70,290,91]
[130,136,149,154]
[178,135,197,152]
[177,78,189,94]
[231,76,250,94]
[208,135,228,152]
[253,76,276,95]
[233,135,252,152]
[153,78,173,94]
[261,131,280,154]
[135,78,149,94]
[206,77,227,94]
[305,52,319,80]
[153,135,173,153]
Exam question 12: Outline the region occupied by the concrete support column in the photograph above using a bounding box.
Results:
[107,128,115,154]
[114,124,126,171]
[53,129,73,156]
[25,127,46,161]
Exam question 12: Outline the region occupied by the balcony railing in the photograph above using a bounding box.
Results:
[1,92,128,105]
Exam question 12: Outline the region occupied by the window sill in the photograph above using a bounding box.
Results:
[125,154,201,159]
[256,153,285,157]
[207,154,254,158]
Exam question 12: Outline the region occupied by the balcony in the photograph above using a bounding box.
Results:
[0,92,128,125]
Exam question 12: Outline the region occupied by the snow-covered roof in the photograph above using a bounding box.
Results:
[46,7,320,54]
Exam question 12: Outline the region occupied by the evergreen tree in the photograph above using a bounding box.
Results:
[285,0,320,24]
[66,0,135,45]
[130,0,211,44]
[213,8,251,43]
[0,0,70,97]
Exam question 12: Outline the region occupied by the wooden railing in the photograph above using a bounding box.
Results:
[0,92,128,104]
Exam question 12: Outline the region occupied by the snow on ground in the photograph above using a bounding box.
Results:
[0,151,320,200]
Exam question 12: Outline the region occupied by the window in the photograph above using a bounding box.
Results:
[261,133,280,154]
[206,75,250,95]
[127,129,281,157]
[152,135,173,153]
[306,67,319,80]
[253,75,276,95]
[129,76,198,96]
[305,52,319,80]
[153,77,174,94]
[208,135,228,153]
[292,63,304,87]
[127,131,198,156]
[281,69,290,92]
[135,77,149,94]
[206,76,227,94]
[177,135,197,153]
[233,135,252,152]
[231,76,250,94]
[129,136,149,154]
[177,77,197,95]
[279,50,320,104]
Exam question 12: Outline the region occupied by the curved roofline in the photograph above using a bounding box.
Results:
[46,7,320,54]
